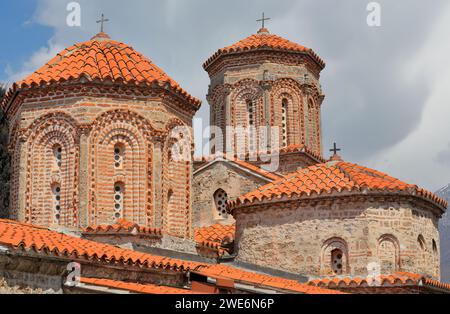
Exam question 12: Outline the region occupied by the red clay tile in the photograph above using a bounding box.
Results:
[230,161,447,210]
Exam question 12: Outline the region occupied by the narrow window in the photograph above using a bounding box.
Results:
[53,145,62,169]
[246,99,254,126]
[113,182,124,219]
[214,189,228,219]
[246,99,255,151]
[331,249,344,275]
[52,184,61,223]
[281,98,288,146]
[432,239,438,254]
[114,144,124,169]
[418,235,426,251]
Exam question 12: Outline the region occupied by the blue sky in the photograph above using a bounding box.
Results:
[0,0,53,82]
[1,0,450,191]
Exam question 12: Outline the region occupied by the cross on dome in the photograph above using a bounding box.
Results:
[256,12,270,29]
[96,13,110,33]
[330,142,341,155]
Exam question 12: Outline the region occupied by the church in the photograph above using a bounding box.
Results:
[0,18,448,294]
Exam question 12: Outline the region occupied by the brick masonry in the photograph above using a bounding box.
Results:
[7,84,196,239]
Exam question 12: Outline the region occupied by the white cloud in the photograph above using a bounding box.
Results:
[368,2,450,191]
[6,0,450,190]
[6,42,64,84]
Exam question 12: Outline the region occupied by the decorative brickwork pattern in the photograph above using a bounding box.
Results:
[89,109,154,227]
[24,112,80,227]
[204,28,325,157]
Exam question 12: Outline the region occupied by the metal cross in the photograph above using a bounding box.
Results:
[96,13,109,33]
[330,142,341,155]
[256,12,271,28]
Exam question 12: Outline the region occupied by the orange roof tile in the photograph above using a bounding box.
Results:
[0,218,339,294]
[308,272,450,292]
[195,264,344,294]
[203,28,325,70]
[194,154,283,181]
[229,161,448,210]
[0,219,200,271]
[80,277,200,294]
[230,158,282,181]
[83,219,162,237]
[194,224,235,255]
[2,32,200,110]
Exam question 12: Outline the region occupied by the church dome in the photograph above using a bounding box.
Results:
[2,32,201,110]
[203,27,325,71]
[229,160,448,212]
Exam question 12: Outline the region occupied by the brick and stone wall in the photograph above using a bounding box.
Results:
[233,196,441,279]
[192,161,269,227]
[206,58,324,157]
[7,84,196,238]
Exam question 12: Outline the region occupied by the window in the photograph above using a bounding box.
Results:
[246,99,254,126]
[114,144,124,169]
[52,184,61,223]
[281,98,288,146]
[418,234,426,251]
[432,239,438,254]
[113,182,124,219]
[246,99,256,152]
[53,145,62,169]
[331,249,344,275]
[214,189,228,219]
[321,238,348,276]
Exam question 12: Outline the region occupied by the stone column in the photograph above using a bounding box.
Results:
[16,138,28,222]
[301,86,310,146]
[153,138,163,229]
[223,85,232,155]
[77,126,90,228]
[261,79,272,149]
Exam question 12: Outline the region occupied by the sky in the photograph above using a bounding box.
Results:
[1,0,449,191]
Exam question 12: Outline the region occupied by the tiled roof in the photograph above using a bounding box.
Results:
[83,219,162,237]
[0,219,338,294]
[229,160,448,210]
[80,277,199,294]
[308,272,450,292]
[195,224,235,254]
[2,32,201,110]
[203,28,325,70]
[194,154,282,181]
[195,264,344,294]
[0,219,200,271]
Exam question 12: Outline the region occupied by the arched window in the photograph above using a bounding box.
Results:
[113,182,124,219]
[52,183,61,223]
[214,189,228,219]
[418,234,426,251]
[53,145,62,169]
[331,249,344,275]
[432,239,438,254]
[281,98,288,146]
[114,144,125,169]
[321,237,349,276]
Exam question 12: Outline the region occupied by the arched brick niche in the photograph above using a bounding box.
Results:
[23,112,80,227]
[162,119,192,239]
[89,110,154,227]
